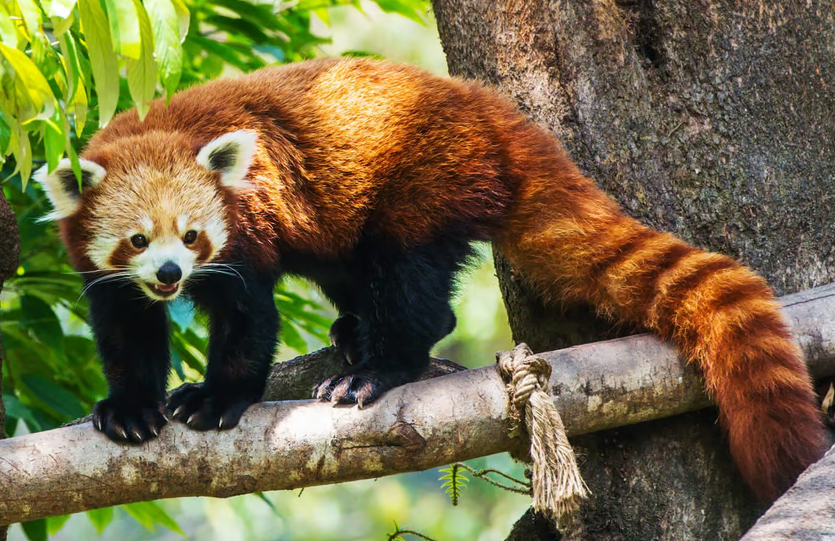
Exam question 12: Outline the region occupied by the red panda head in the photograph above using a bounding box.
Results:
[34,130,258,301]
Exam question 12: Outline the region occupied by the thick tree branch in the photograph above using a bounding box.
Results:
[2,283,835,524]
[740,442,835,540]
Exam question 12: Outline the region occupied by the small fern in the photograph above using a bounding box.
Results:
[438,464,469,505]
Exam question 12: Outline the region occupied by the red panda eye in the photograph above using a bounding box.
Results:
[130,234,148,249]
[183,230,197,245]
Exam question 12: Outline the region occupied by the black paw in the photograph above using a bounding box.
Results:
[312,371,391,408]
[329,314,360,365]
[166,383,258,431]
[92,397,168,444]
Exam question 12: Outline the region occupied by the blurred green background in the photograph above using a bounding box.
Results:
[1,0,529,538]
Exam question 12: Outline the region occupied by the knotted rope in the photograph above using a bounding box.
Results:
[497,343,589,523]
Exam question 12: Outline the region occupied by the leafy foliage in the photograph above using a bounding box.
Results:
[438,463,469,506]
[0,0,430,538]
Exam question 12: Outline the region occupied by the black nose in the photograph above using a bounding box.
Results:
[156,261,182,285]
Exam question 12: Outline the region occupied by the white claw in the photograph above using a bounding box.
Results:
[94,418,102,432]
[187,413,197,425]
[117,427,128,440]
[218,418,225,430]
[173,406,183,419]
[150,426,159,437]
[131,429,142,441]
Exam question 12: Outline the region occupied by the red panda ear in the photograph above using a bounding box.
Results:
[33,158,106,221]
[196,130,257,191]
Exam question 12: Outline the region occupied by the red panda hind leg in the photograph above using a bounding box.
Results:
[494,151,826,503]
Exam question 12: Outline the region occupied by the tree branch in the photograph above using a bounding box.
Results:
[3,283,835,525]
[740,442,835,539]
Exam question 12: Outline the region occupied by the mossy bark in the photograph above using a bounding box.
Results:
[0,188,21,541]
[433,0,835,539]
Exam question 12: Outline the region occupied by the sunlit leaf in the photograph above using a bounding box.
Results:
[48,0,77,21]
[86,506,114,534]
[123,501,184,535]
[146,0,185,99]
[0,42,56,122]
[101,0,141,59]
[15,0,43,38]
[46,514,71,534]
[0,4,18,47]
[125,0,156,118]
[78,0,119,126]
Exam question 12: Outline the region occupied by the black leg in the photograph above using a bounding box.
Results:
[317,280,361,365]
[86,279,170,443]
[170,266,279,430]
[314,237,473,406]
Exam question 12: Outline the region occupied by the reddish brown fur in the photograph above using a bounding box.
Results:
[71,58,825,501]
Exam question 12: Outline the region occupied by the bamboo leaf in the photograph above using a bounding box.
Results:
[125,0,156,118]
[101,0,141,59]
[123,501,184,535]
[0,4,18,47]
[86,506,114,534]
[0,42,56,125]
[78,0,119,126]
[15,0,43,38]
[48,0,77,21]
[145,0,184,99]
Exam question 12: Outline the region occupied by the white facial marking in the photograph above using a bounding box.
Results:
[177,215,189,235]
[133,238,198,301]
[196,130,258,190]
[140,216,154,233]
[34,158,107,221]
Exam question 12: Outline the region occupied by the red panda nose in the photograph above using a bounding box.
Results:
[157,261,182,285]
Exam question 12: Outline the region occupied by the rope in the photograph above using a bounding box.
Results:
[497,343,589,524]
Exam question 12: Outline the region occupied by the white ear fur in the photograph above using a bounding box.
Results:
[33,158,106,221]
[196,130,258,190]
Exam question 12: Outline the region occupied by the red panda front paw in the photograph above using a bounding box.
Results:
[313,371,389,408]
[166,382,258,431]
[92,397,168,444]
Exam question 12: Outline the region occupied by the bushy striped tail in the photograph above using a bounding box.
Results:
[496,164,826,502]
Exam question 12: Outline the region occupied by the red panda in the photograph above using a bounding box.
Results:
[34,57,824,502]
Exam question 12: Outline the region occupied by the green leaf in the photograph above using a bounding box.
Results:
[2,393,43,431]
[125,0,156,118]
[20,374,88,420]
[101,0,141,59]
[145,0,184,99]
[49,0,77,20]
[21,518,47,541]
[47,514,71,534]
[0,4,18,47]
[44,114,65,173]
[15,0,43,37]
[58,30,80,102]
[0,42,56,122]
[123,501,184,535]
[0,111,10,155]
[87,506,114,534]
[78,0,119,126]
[280,318,306,353]
[20,294,64,351]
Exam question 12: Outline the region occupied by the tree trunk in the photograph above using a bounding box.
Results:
[432,0,835,539]
[0,188,21,541]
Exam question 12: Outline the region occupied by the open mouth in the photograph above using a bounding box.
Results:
[148,283,180,297]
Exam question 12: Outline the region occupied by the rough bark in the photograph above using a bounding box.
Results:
[0,188,21,541]
[3,284,835,525]
[432,0,835,539]
[740,442,835,541]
